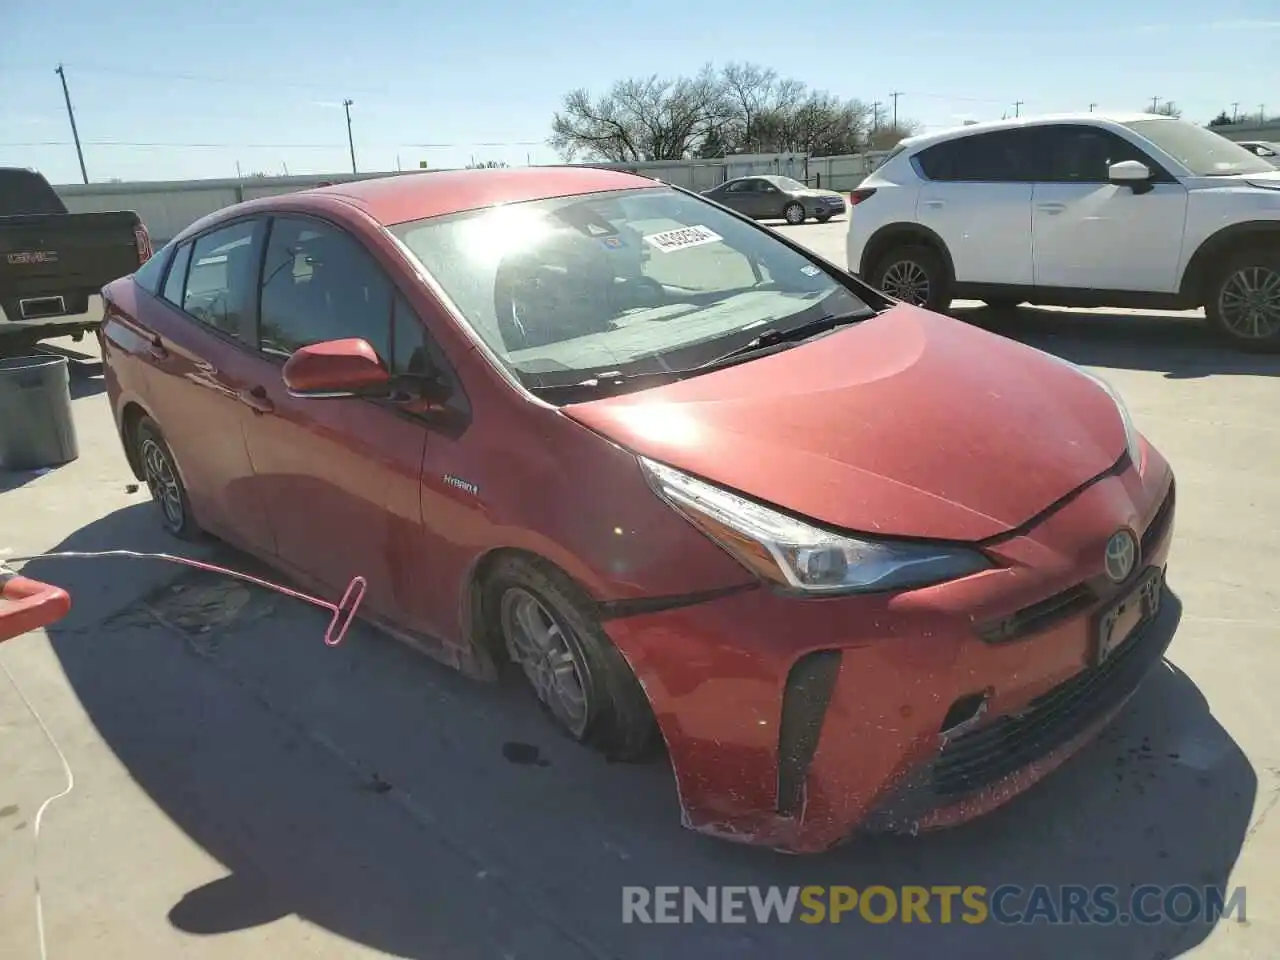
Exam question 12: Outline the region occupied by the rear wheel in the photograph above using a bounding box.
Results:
[1205,248,1280,350]
[870,245,952,312]
[134,418,201,540]
[485,555,658,761]
[783,202,806,225]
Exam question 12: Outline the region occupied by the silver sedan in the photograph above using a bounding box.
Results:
[701,175,847,225]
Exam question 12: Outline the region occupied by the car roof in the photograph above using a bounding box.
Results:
[301,166,657,225]
[897,111,1177,152]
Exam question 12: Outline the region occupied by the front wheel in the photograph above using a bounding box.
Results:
[485,555,659,761]
[815,213,833,224]
[1205,249,1280,350]
[783,202,806,225]
[870,245,952,312]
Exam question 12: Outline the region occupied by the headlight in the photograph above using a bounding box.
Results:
[639,458,991,595]
[1042,353,1143,470]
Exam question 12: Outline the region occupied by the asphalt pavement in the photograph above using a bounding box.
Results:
[1,218,1278,959]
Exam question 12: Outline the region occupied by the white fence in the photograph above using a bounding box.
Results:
[53,152,886,244]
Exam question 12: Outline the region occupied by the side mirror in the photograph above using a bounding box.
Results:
[282,338,392,398]
[1108,160,1153,193]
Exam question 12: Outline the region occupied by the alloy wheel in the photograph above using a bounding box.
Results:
[880,259,931,306]
[141,437,184,529]
[500,587,590,737]
[1218,266,1280,340]
[784,203,805,225]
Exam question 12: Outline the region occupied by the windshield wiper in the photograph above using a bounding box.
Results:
[698,309,872,369]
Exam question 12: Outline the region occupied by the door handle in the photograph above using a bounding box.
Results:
[237,385,275,415]
[923,199,945,209]
[147,337,168,361]
[1036,202,1067,214]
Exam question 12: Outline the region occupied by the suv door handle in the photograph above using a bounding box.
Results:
[923,199,945,209]
[237,385,275,415]
[1036,202,1067,214]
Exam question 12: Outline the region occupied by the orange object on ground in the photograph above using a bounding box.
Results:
[0,568,71,643]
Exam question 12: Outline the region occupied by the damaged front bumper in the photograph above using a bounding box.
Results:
[604,465,1177,853]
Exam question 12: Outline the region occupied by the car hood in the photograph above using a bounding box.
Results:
[562,305,1127,542]
[797,189,845,200]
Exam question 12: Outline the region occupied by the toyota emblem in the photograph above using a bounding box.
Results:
[1104,529,1138,583]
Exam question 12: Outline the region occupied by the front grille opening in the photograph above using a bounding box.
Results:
[776,650,843,817]
[979,582,1096,644]
[1141,481,1175,556]
[939,692,988,737]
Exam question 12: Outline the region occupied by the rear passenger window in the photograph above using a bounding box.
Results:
[916,130,1035,182]
[183,221,258,338]
[258,217,393,362]
[161,243,192,305]
[133,242,171,294]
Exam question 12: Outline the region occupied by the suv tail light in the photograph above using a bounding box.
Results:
[134,224,153,265]
[849,188,877,206]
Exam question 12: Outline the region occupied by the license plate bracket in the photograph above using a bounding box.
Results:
[1094,568,1163,666]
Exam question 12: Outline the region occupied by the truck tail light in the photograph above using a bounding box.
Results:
[134,224,153,265]
[849,188,877,206]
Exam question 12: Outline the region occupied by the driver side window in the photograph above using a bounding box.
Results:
[258,217,395,363]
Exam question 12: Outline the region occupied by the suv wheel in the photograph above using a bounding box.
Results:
[871,245,952,312]
[1206,249,1280,350]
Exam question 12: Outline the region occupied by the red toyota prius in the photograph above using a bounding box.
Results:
[101,167,1177,853]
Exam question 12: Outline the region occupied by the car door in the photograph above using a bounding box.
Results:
[913,129,1034,285]
[755,178,788,218]
[721,179,763,218]
[1030,124,1188,293]
[234,214,445,630]
[135,218,275,554]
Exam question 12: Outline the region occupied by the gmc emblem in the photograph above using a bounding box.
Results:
[7,251,59,265]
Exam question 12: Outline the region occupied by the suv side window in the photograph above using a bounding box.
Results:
[915,129,1035,182]
[258,216,394,362]
[183,221,257,338]
[1036,125,1164,182]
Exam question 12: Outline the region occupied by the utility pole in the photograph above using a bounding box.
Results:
[54,64,88,184]
[890,91,902,130]
[343,98,357,174]
[1232,102,1240,122]
[871,101,881,131]
[1089,103,1097,112]
[1150,95,1160,112]
[1013,100,1023,118]
[1165,100,1176,116]
[1261,104,1267,124]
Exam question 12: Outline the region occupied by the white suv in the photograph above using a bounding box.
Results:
[846,113,1280,348]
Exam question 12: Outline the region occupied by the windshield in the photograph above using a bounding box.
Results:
[770,176,808,191]
[1121,119,1277,177]
[389,187,870,391]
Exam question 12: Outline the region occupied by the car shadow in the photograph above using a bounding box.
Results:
[25,504,1255,959]
[953,305,1280,378]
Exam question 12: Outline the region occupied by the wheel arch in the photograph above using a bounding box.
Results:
[119,399,152,480]
[859,222,956,282]
[1180,221,1280,305]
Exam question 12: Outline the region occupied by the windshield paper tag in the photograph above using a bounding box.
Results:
[643,225,722,253]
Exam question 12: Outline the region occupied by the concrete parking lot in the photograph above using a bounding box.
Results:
[1,216,1278,959]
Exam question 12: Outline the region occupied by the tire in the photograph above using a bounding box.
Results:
[783,202,806,225]
[870,244,952,312]
[133,417,201,540]
[484,554,659,762]
[1204,247,1280,351]
[815,213,833,224]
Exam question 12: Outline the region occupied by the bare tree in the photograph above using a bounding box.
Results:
[550,65,730,162]
[866,121,921,151]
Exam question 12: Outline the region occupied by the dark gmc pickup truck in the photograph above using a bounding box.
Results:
[0,167,152,355]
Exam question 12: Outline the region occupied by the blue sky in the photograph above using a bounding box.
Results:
[2,0,1277,184]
